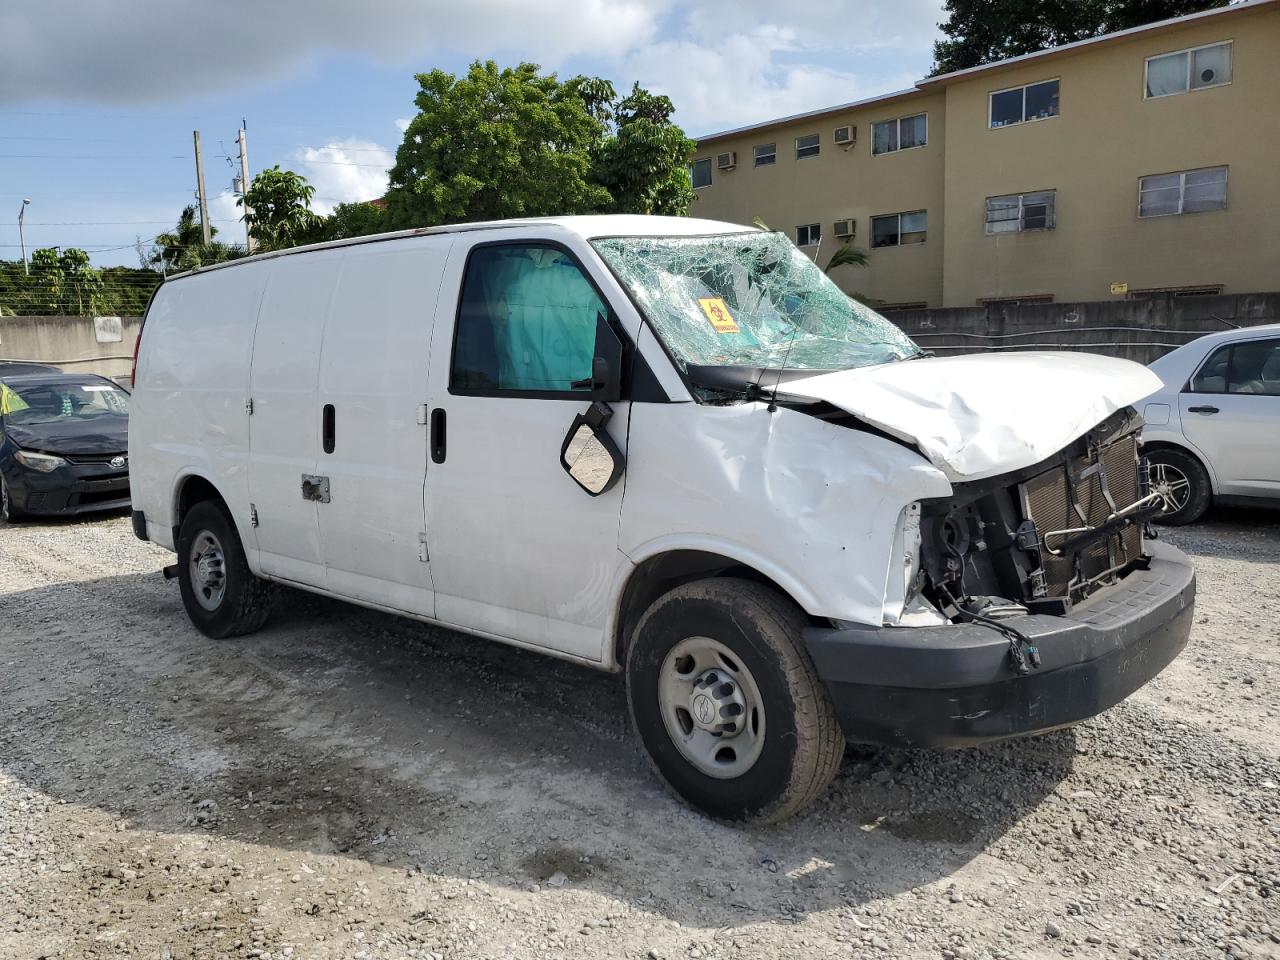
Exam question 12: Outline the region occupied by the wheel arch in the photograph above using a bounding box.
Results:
[170,472,244,546]
[610,546,822,672]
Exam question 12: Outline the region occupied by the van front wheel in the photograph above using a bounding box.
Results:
[626,578,844,823]
[176,500,273,638]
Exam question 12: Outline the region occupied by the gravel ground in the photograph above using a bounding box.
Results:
[0,510,1276,960]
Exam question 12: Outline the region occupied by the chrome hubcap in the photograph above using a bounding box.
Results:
[189,530,227,611]
[1149,461,1191,513]
[658,637,765,779]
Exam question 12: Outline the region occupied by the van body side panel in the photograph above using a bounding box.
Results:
[129,265,269,548]
[247,253,338,585]
[314,237,453,616]
[422,231,630,661]
[618,403,953,626]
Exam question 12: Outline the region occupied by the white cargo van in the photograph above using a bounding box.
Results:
[130,216,1195,822]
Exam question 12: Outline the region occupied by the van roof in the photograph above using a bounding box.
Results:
[164,214,756,282]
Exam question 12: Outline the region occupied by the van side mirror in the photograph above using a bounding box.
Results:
[560,402,625,496]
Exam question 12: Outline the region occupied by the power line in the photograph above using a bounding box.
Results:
[0,153,186,161]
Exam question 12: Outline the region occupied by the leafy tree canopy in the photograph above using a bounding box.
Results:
[152,205,241,272]
[932,0,1228,74]
[385,61,696,229]
[240,166,323,252]
[312,200,390,243]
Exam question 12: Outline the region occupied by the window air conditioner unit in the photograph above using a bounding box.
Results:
[834,219,855,238]
[833,125,855,147]
[716,151,737,170]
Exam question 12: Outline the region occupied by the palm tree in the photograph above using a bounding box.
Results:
[151,206,239,272]
[825,244,870,273]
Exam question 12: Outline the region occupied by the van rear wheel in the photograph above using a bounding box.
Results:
[177,500,273,638]
[626,578,844,823]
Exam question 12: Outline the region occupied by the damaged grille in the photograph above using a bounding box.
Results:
[1019,433,1144,600]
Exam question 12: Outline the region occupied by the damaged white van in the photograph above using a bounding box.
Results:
[129,216,1195,822]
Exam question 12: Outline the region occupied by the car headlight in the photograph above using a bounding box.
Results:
[14,450,67,473]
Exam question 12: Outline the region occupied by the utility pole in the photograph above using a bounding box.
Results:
[18,199,30,274]
[192,130,211,245]
[237,127,255,253]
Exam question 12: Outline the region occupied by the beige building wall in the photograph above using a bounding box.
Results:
[688,1,1280,309]
[938,4,1280,306]
[689,91,947,307]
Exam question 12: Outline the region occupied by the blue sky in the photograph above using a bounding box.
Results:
[1,1,945,267]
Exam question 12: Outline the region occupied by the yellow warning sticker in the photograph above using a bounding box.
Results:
[698,297,740,334]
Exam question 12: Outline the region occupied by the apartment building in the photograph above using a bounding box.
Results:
[688,0,1280,309]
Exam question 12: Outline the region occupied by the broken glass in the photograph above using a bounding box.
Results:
[592,231,918,374]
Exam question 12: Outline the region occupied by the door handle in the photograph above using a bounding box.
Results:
[430,408,447,464]
[1187,405,1219,414]
[322,403,335,454]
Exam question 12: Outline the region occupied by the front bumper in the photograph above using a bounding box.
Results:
[804,541,1195,748]
[5,461,131,516]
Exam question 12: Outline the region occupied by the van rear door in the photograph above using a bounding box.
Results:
[312,238,453,615]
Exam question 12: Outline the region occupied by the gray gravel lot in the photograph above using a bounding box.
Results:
[0,510,1277,960]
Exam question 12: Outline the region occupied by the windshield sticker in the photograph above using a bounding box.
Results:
[698,297,740,334]
[79,385,115,392]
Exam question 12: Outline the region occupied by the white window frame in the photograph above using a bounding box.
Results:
[796,223,821,247]
[795,133,820,160]
[870,210,927,248]
[690,157,712,190]
[984,190,1057,234]
[871,113,929,156]
[1137,166,1228,218]
[753,142,777,167]
[1144,40,1232,100]
[988,78,1060,128]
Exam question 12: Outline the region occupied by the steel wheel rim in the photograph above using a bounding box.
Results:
[657,636,766,780]
[189,530,227,611]
[1149,461,1191,513]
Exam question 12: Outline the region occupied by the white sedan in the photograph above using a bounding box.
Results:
[1141,323,1280,524]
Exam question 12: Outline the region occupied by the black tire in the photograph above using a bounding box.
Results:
[176,499,274,638]
[0,474,25,523]
[626,578,844,823]
[1146,447,1211,526]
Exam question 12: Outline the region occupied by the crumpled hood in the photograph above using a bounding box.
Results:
[4,416,129,456]
[781,351,1162,482]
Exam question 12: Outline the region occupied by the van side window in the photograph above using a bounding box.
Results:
[451,244,604,395]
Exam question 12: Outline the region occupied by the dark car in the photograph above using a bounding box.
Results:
[0,361,61,378]
[0,373,131,522]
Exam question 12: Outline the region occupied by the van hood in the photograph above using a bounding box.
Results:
[781,351,1162,482]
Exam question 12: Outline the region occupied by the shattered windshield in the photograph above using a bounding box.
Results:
[591,231,919,373]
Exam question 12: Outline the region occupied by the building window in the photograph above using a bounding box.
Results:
[979,294,1054,307]
[1128,284,1223,300]
[1139,166,1227,217]
[690,158,712,189]
[1145,41,1231,98]
[872,113,928,155]
[985,191,1056,233]
[795,223,821,247]
[795,134,820,159]
[871,211,927,248]
[989,79,1059,127]
[753,143,776,167]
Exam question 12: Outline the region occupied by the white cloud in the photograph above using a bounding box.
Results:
[209,191,242,235]
[297,139,396,215]
[0,0,668,103]
[395,117,413,133]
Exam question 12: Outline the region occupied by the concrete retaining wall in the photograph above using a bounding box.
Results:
[0,315,142,382]
[888,292,1280,365]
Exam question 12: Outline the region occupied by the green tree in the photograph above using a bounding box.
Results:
[825,245,870,273]
[593,83,696,216]
[151,205,241,272]
[240,166,323,251]
[932,0,1228,74]
[386,61,610,227]
[314,201,390,242]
